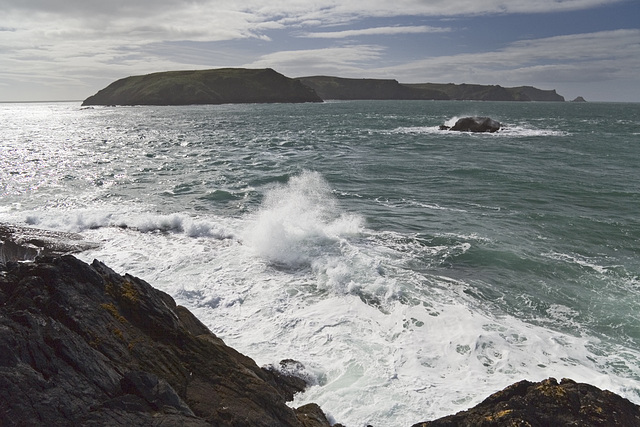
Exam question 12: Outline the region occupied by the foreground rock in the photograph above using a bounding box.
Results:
[441,116,501,133]
[413,378,640,427]
[82,68,323,106]
[0,254,332,426]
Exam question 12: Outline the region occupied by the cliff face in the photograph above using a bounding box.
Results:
[0,254,331,426]
[82,68,323,106]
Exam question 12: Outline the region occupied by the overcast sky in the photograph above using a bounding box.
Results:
[1,0,639,102]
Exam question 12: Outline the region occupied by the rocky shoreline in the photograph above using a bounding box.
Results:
[1,224,639,426]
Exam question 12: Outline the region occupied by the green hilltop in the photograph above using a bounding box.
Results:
[82,68,323,106]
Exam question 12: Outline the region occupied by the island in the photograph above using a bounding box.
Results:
[82,68,566,106]
[82,68,323,106]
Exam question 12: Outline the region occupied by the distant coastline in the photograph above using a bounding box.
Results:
[82,68,566,106]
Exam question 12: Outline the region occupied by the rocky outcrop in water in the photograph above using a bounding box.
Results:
[440,116,501,133]
[0,252,332,426]
[413,377,640,427]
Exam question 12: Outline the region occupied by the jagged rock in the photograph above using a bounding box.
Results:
[295,403,337,427]
[0,253,332,426]
[413,378,640,427]
[0,223,98,266]
[263,359,313,401]
[572,96,587,102]
[448,116,501,133]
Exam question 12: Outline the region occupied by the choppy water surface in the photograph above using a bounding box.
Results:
[2,100,640,426]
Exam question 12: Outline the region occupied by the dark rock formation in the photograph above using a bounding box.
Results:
[82,68,323,106]
[572,96,587,102]
[0,223,98,266]
[445,116,501,133]
[413,378,640,427]
[0,253,332,426]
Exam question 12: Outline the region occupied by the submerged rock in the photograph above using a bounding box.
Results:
[446,116,501,133]
[413,377,640,427]
[0,253,332,426]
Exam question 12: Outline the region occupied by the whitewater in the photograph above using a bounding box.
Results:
[2,100,639,426]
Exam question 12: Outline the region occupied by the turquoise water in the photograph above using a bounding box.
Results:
[2,100,639,425]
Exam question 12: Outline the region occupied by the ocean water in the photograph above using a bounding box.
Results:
[2,100,639,426]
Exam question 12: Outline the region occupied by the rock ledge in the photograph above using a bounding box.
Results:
[413,377,640,427]
[0,254,332,426]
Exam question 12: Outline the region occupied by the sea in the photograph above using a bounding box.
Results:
[2,100,639,426]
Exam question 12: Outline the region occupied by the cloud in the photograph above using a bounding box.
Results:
[375,29,640,84]
[246,45,386,76]
[1,1,626,39]
[241,29,640,87]
[300,25,452,39]
[0,0,635,101]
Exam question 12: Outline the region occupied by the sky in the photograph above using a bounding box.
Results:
[1,0,639,102]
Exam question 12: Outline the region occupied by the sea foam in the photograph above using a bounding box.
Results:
[29,172,638,427]
[242,171,364,269]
